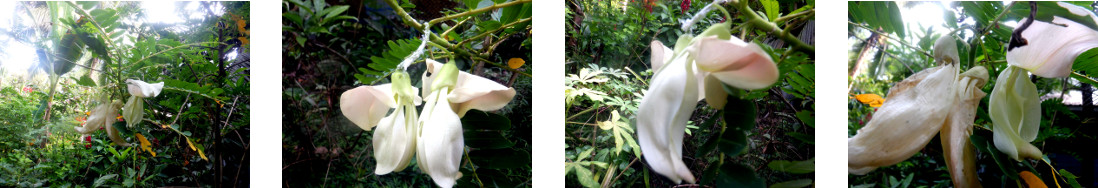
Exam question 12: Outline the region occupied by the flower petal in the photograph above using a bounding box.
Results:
[934,35,960,65]
[693,36,778,90]
[372,104,417,175]
[636,51,698,184]
[940,66,987,187]
[125,79,164,98]
[417,90,465,188]
[102,100,129,147]
[1006,5,1098,78]
[423,59,516,117]
[123,96,143,128]
[650,40,674,72]
[340,84,398,131]
[989,66,1043,160]
[848,65,958,175]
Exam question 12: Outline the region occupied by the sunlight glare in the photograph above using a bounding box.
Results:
[0,1,14,29]
[1,41,39,76]
[142,1,183,23]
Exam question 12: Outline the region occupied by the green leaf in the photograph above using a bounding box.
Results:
[722,95,757,131]
[717,128,748,157]
[1059,169,1082,188]
[77,73,97,87]
[795,110,814,128]
[461,110,511,130]
[463,131,514,149]
[716,163,765,188]
[767,158,814,174]
[769,179,813,188]
[469,149,530,169]
[760,0,779,21]
[94,174,118,187]
[573,165,600,188]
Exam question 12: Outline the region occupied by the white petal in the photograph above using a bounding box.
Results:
[76,100,116,135]
[126,79,164,98]
[650,40,674,72]
[417,90,465,188]
[448,73,516,117]
[636,52,697,184]
[101,100,129,147]
[939,66,987,187]
[123,96,144,128]
[989,66,1043,160]
[693,36,778,90]
[848,65,958,174]
[372,104,418,175]
[340,84,398,131]
[1007,10,1098,78]
[423,59,516,117]
[934,35,960,65]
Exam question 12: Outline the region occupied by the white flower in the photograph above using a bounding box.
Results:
[123,79,164,128]
[940,66,987,187]
[74,98,130,147]
[417,60,515,188]
[340,72,422,175]
[989,66,1043,161]
[848,65,959,175]
[636,23,778,184]
[1006,2,1098,78]
[934,35,960,65]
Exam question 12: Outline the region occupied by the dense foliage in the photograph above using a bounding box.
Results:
[281,0,532,187]
[849,1,1096,187]
[566,0,815,187]
[0,1,250,187]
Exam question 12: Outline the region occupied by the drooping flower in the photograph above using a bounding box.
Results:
[123,79,164,128]
[989,66,1042,161]
[416,60,516,188]
[1006,2,1098,78]
[636,22,778,184]
[340,71,421,175]
[74,98,130,147]
[848,65,959,175]
[940,66,988,188]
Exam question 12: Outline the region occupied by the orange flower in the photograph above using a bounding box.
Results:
[1019,171,1047,188]
[855,93,885,107]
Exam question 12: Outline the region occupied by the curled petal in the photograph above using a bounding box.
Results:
[340,84,399,131]
[693,36,778,90]
[849,65,958,175]
[106,116,131,147]
[1007,3,1098,78]
[372,104,418,175]
[934,35,960,65]
[940,66,987,188]
[989,66,1043,161]
[125,79,164,98]
[417,90,464,188]
[636,51,698,184]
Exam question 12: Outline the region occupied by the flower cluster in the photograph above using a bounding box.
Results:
[340,59,515,188]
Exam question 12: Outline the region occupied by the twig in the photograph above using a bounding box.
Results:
[456,18,532,48]
[849,21,932,57]
[567,106,600,121]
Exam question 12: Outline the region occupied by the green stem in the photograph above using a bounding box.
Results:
[383,0,532,77]
[123,42,227,70]
[731,0,814,53]
[456,18,532,48]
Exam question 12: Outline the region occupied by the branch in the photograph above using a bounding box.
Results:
[383,0,532,77]
[730,0,814,53]
[849,21,932,57]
